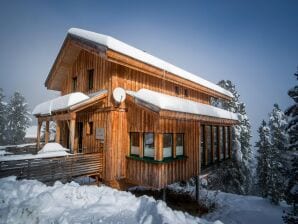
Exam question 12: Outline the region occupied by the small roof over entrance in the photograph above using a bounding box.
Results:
[127,88,238,121]
[32,90,107,116]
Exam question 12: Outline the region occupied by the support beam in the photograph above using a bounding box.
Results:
[56,121,61,144]
[229,126,232,158]
[37,120,42,151]
[223,126,227,160]
[217,126,220,161]
[45,121,49,144]
[211,125,214,163]
[69,119,76,153]
[162,188,166,202]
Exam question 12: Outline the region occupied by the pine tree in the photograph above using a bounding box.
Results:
[6,92,31,144]
[268,104,288,204]
[211,80,252,194]
[0,88,7,145]
[283,70,298,223]
[256,120,271,197]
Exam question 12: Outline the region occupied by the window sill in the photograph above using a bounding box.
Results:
[126,155,187,164]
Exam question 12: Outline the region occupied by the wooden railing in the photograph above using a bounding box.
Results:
[0,152,104,184]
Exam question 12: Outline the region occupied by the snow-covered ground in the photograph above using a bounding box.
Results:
[0,143,36,150]
[169,182,287,224]
[0,177,217,224]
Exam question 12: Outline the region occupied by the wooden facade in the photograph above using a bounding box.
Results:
[35,30,237,189]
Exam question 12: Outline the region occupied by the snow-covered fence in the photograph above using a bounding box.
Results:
[0,153,104,184]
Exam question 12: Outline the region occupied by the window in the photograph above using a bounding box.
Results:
[163,134,173,158]
[176,134,184,156]
[87,122,93,135]
[184,89,189,97]
[219,127,224,160]
[200,125,205,167]
[144,133,154,158]
[130,132,139,156]
[72,77,77,91]
[206,126,212,164]
[88,69,94,90]
[175,86,180,95]
[213,126,218,161]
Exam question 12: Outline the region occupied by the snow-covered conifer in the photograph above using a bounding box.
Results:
[6,92,31,144]
[255,120,271,197]
[0,88,7,144]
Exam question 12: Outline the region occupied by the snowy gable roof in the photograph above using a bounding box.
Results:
[127,89,238,121]
[68,28,233,98]
[32,92,89,116]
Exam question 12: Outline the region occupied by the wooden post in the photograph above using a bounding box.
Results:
[173,133,177,159]
[211,125,214,163]
[45,121,49,144]
[156,133,163,161]
[56,121,61,144]
[139,132,144,158]
[37,120,42,151]
[229,126,232,158]
[69,119,76,153]
[223,127,227,160]
[217,126,221,161]
[204,125,208,166]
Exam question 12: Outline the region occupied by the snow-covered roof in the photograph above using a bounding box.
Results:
[68,28,233,98]
[127,88,238,121]
[32,92,89,116]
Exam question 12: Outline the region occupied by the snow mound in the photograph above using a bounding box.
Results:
[0,177,217,224]
[38,143,69,154]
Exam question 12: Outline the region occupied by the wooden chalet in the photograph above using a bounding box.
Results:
[33,28,238,190]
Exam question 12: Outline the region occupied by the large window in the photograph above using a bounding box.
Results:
[130,132,140,156]
[88,69,94,90]
[213,126,218,161]
[200,125,205,166]
[206,126,212,164]
[72,77,77,91]
[144,133,154,158]
[163,134,173,158]
[219,127,224,160]
[176,134,184,156]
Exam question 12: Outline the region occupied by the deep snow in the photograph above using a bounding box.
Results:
[0,177,217,224]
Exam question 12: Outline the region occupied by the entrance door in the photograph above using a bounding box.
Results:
[77,122,83,153]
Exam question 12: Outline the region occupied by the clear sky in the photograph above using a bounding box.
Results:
[0,0,297,143]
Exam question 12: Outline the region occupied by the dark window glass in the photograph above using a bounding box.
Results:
[163,134,173,158]
[88,69,94,90]
[176,133,184,156]
[206,126,212,164]
[201,125,205,167]
[130,132,139,156]
[213,126,218,161]
[144,133,154,158]
[175,86,180,95]
[184,89,189,97]
[72,77,77,91]
[220,127,224,160]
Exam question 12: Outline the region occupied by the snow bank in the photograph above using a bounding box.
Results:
[0,177,216,224]
[68,28,233,98]
[128,89,238,120]
[32,92,89,116]
[38,143,69,154]
[168,181,287,224]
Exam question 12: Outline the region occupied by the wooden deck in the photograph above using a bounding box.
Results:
[0,152,104,184]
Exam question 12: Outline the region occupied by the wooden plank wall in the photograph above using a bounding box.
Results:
[125,101,200,189]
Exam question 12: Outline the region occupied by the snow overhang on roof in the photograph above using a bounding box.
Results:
[127,88,238,121]
[67,28,233,98]
[32,92,90,116]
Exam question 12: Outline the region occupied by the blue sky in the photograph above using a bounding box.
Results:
[0,0,297,143]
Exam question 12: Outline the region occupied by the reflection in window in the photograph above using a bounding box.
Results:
[130,132,139,156]
[163,134,173,158]
[220,127,224,160]
[206,126,212,164]
[201,125,205,166]
[213,126,218,161]
[176,134,184,156]
[144,133,154,158]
